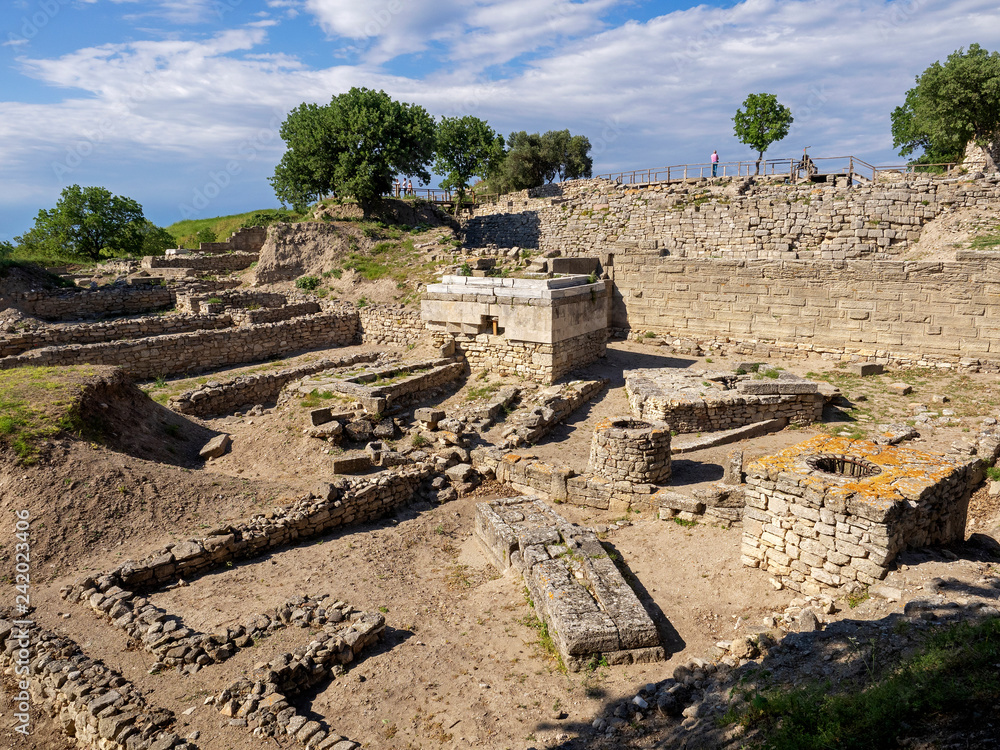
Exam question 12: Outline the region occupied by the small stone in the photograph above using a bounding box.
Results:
[888,382,912,396]
[199,434,231,460]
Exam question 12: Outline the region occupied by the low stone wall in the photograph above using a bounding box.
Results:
[169,352,380,417]
[627,370,824,433]
[476,497,663,670]
[588,417,671,484]
[210,600,379,750]
[18,286,175,321]
[176,289,287,314]
[142,252,258,272]
[96,464,435,591]
[497,378,607,448]
[741,435,979,596]
[230,301,320,326]
[0,311,359,379]
[301,359,464,412]
[0,617,190,750]
[0,313,233,357]
[474,449,664,513]
[455,328,607,384]
[358,304,426,346]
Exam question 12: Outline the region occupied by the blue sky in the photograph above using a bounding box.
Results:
[2,0,999,239]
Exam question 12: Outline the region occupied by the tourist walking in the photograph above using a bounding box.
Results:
[711,150,719,177]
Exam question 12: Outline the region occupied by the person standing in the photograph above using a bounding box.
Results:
[407,179,414,196]
[711,150,719,177]
[395,177,401,197]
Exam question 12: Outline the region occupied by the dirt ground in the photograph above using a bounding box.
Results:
[3,340,1000,750]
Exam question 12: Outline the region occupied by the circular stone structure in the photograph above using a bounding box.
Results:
[588,417,672,484]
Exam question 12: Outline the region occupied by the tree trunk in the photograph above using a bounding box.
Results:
[755,153,763,175]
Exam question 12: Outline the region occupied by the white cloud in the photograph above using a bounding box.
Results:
[3,0,1000,231]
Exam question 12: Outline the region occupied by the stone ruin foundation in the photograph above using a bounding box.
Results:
[476,496,663,671]
[588,417,671,484]
[626,368,824,433]
[741,434,979,596]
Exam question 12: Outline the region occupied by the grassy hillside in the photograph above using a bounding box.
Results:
[165,207,305,248]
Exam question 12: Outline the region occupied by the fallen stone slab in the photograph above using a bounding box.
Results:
[671,418,785,455]
[872,423,919,445]
[889,382,913,395]
[331,454,373,474]
[476,496,663,671]
[199,433,231,459]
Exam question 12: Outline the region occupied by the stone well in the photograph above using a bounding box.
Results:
[742,434,979,596]
[588,417,672,484]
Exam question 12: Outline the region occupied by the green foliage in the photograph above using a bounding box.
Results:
[459,262,472,276]
[14,185,154,261]
[0,240,13,261]
[195,227,216,244]
[243,210,294,228]
[732,93,794,172]
[724,617,1000,750]
[434,115,505,202]
[986,465,1000,482]
[892,44,1000,167]
[271,88,436,214]
[295,275,321,290]
[140,222,175,256]
[487,129,593,193]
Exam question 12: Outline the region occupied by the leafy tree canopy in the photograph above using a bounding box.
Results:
[270,88,436,214]
[434,116,505,201]
[891,44,1000,169]
[487,129,593,193]
[14,185,153,261]
[732,93,793,173]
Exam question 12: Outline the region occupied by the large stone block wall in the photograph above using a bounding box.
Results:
[454,328,606,383]
[0,313,233,357]
[0,312,359,379]
[358,304,426,346]
[464,175,1000,261]
[614,255,1000,370]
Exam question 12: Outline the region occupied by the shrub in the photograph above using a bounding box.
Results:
[295,275,320,291]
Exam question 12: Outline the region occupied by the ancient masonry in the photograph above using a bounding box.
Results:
[421,274,608,383]
[463,174,1000,371]
[587,417,672,484]
[626,368,825,433]
[741,435,980,595]
[476,496,663,670]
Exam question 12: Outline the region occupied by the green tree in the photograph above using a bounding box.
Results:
[269,102,340,211]
[891,44,1000,170]
[434,115,505,203]
[15,185,150,261]
[541,130,594,182]
[140,222,176,256]
[271,88,436,215]
[732,93,794,174]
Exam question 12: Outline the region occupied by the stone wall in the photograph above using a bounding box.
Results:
[454,328,606,383]
[613,255,1000,371]
[18,286,176,321]
[142,252,258,272]
[93,464,435,591]
[358,304,426,346]
[169,352,380,417]
[195,225,266,254]
[626,369,825,433]
[463,175,1000,261]
[230,301,320,326]
[0,313,233,357]
[741,435,978,596]
[176,289,287,314]
[0,311,359,379]
[0,618,190,750]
